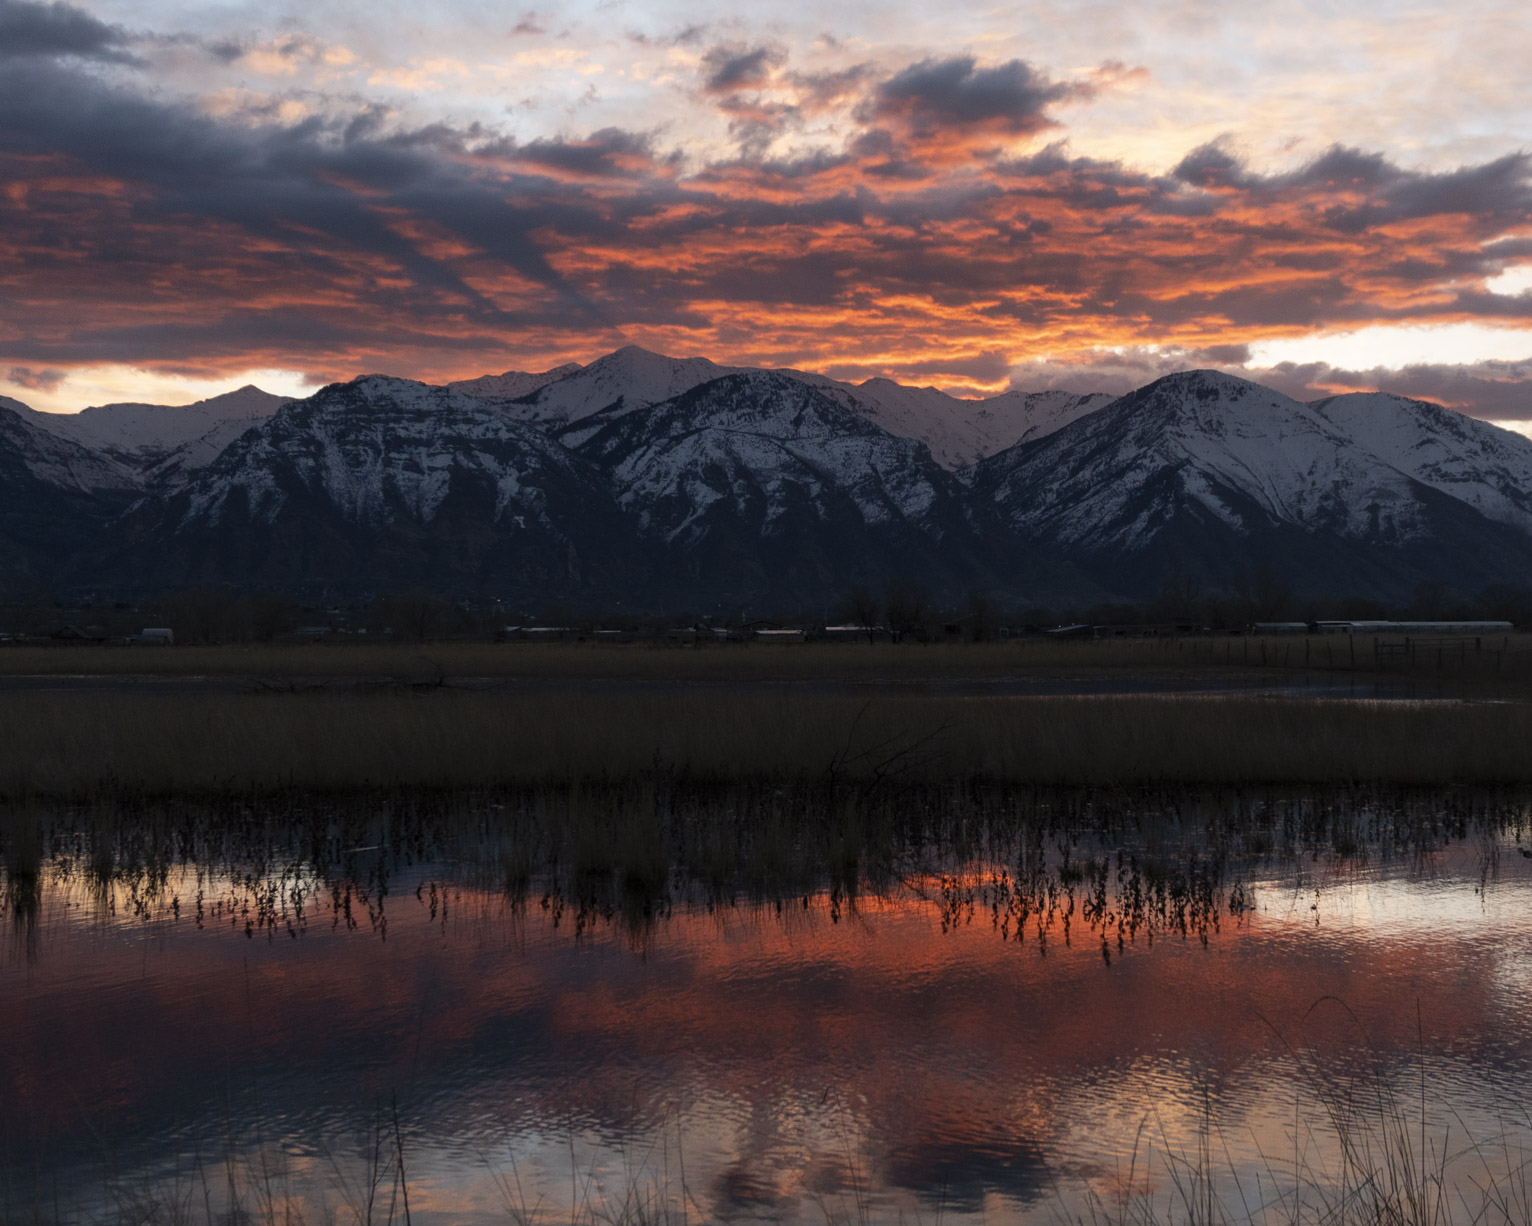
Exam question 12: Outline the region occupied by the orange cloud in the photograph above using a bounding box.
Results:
[0,47,1528,401]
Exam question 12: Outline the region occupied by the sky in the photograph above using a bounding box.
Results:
[0,0,1530,421]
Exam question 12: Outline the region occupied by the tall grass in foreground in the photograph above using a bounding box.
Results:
[1061,1068,1532,1226]
[3,689,1532,798]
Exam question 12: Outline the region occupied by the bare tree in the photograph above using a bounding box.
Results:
[245,592,296,642]
[1154,574,1203,623]
[160,586,238,643]
[382,590,448,642]
[1477,585,1532,626]
[966,589,997,642]
[842,586,882,642]
[884,582,931,643]
[1410,579,1451,620]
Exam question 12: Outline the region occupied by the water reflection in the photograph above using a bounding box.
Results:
[3,794,1532,1224]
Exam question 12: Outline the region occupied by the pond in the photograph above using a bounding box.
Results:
[3,791,1532,1225]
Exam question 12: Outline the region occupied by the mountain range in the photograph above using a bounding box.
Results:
[3,347,1531,609]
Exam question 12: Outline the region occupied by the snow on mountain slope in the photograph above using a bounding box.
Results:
[24,385,289,474]
[142,415,288,489]
[447,363,581,403]
[451,346,1109,469]
[109,375,648,599]
[488,345,742,430]
[0,395,139,492]
[0,398,137,588]
[1309,392,1532,534]
[574,371,962,536]
[174,376,604,529]
[976,370,1437,549]
[738,378,1112,470]
[967,369,1532,600]
[798,378,977,469]
[968,389,1115,454]
[565,371,984,601]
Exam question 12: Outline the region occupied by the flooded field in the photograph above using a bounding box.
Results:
[4,789,1532,1225]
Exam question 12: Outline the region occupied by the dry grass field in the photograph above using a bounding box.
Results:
[0,637,1528,797]
[0,632,1530,687]
[1,684,1530,798]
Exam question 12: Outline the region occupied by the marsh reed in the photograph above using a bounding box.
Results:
[1,686,1531,799]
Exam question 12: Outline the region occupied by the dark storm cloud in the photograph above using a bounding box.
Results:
[1261,359,1532,418]
[1175,142,1532,230]
[0,309,536,364]
[5,365,65,391]
[0,54,634,366]
[788,63,873,108]
[1172,142,1252,190]
[866,55,1089,137]
[1008,352,1532,423]
[701,43,784,93]
[0,0,134,62]
[510,127,663,178]
[204,32,340,71]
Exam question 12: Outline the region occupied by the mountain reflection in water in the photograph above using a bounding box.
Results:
[3,793,1532,1225]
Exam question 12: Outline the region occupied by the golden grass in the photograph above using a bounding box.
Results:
[2,687,1530,797]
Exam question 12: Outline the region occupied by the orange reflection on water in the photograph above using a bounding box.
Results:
[3,853,1532,1222]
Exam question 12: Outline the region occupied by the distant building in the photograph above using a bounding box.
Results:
[500,626,575,641]
[1310,620,1514,635]
[754,628,805,644]
[822,624,889,642]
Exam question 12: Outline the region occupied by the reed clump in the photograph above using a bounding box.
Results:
[17,784,1518,945]
[0,804,41,916]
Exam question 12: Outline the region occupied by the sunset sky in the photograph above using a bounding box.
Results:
[1,0,1530,419]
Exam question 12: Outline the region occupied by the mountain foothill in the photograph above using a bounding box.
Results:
[3,346,1531,610]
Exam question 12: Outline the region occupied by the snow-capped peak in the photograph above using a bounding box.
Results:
[447,345,1114,468]
[498,344,743,429]
[175,373,604,532]
[447,362,581,402]
[19,384,291,482]
[1309,390,1532,534]
[977,369,1436,549]
[0,395,141,492]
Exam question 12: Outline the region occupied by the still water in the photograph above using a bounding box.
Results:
[4,801,1532,1224]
